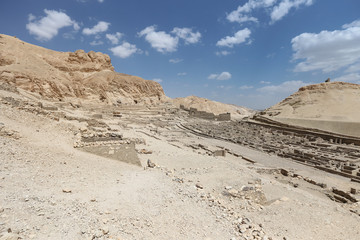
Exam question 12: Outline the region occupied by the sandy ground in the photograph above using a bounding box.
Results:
[0,90,359,240]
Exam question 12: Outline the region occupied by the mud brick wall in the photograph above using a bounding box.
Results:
[182,106,231,121]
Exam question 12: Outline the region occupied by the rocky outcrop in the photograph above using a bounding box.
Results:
[46,49,114,73]
[0,34,167,105]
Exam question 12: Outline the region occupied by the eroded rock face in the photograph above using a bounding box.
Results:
[45,49,114,73]
[0,34,167,105]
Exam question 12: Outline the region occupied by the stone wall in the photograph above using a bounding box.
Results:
[180,105,231,121]
[218,113,231,121]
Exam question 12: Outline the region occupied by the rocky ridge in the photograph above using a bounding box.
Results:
[0,34,167,105]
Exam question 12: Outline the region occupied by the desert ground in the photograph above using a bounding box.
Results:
[0,34,359,240]
[0,87,359,240]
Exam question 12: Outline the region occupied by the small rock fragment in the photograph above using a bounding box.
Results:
[147,159,156,168]
[228,189,239,197]
[195,183,203,189]
[93,229,103,238]
[101,226,109,235]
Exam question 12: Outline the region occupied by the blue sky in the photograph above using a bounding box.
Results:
[1,0,360,109]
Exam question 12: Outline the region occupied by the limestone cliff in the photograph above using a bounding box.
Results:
[0,34,167,105]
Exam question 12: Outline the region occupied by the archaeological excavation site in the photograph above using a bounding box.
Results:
[0,33,360,240]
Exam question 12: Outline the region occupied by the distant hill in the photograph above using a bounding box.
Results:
[259,81,360,137]
[0,34,167,105]
[173,95,254,120]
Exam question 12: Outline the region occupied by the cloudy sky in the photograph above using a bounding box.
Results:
[1,0,360,109]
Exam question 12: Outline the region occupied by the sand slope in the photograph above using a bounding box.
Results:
[263,82,360,121]
[260,82,360,136]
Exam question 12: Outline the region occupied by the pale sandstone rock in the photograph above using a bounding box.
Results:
[0,34,167,105]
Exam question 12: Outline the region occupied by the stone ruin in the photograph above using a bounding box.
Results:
[180,105,231,121]
[184,119,360,184]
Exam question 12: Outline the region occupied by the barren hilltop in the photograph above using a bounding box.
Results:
[1,35,360,240]
[259,81,360,137]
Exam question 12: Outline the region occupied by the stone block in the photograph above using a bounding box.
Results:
[43,105,58,111]
[92,114,103,119]
[214,150,226,157]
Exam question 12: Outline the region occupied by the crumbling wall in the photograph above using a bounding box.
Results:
[181,106,231,121]
[218,113,231,121]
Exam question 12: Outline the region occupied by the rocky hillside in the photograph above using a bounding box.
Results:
[0,34,167,105]
[173,96,254,120]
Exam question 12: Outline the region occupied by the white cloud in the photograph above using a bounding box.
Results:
[208,74,218,80]
[271,0,313,23]
[177,72,187,76]
[169,58,183,64]
[218,85,233,90]
[138,26,178,53]
[63,32,75,39]
[73,23,80,31]
[106,32,123,44]
[138,25,200,53]
[227,0,277,24]
[90,40,104,46]
[227,15,258,24]
[208,72,232,81]
[82,21,110,35]
[110,42,139,58]
[218,72,232,81]
[171,27,201,44]
[227,0,313,24]
[257,80,311,94]
[239,85,254,90]
[216,28,251,48]
[343,19,360,29]
[215,50,232,56]
[153,78,163,83]
[291,20,360,73]
[28,14,36,22]
[333,73,360,83]
[98,0,105,2]
[260,80,271,84]
[26,9,79,41]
